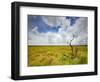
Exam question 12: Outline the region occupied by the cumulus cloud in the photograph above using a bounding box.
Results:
[42,16,70,28]
[28,28,64,45]
[42,16,60,27]
[68,17,88,45]
[28,16,88,45]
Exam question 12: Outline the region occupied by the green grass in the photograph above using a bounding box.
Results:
[28,45,88,66]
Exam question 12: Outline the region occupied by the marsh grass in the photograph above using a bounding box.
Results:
[28,45,88,66]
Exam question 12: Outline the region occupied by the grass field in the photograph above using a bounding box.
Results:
[28,45,88,66]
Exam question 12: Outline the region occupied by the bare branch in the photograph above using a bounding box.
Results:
[68,34,75,45]
[67,33,76,57]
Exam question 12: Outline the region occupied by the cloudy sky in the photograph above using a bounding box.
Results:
[28,15,88,45]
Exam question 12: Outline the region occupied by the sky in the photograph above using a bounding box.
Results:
[28,15,88,45]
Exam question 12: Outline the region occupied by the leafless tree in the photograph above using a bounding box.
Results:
[68,34,75,56]
[67,33,78,58]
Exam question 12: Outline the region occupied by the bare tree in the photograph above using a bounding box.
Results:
[68,34,75,57]
[67,33,78,58]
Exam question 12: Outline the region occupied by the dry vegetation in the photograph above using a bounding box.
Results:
[28,45,88,66]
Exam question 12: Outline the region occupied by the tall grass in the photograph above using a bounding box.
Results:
[28,45,88,66]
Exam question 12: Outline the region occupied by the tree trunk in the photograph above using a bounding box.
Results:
[70,43,74,57]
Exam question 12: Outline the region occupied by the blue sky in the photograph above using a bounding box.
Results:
[28,15,87,45]
[28,15,79,33]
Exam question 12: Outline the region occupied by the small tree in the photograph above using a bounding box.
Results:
[67,33,78,58]
[68,34,75,57]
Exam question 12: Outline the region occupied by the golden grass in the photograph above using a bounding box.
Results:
[28,45,88,66]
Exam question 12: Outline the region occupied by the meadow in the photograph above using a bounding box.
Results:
[28,45,88,66]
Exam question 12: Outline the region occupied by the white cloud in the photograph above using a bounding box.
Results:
[42,16,70,28]
[28,17,88,45]
[58,17,87,45]
[59,17,70,29]
[42,16,60,27]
